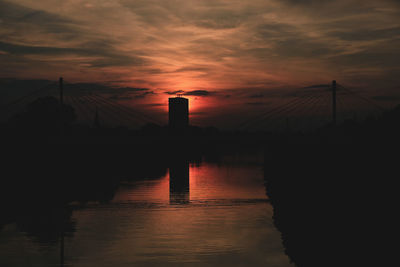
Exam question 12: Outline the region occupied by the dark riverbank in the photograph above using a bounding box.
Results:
[264,120,399,267]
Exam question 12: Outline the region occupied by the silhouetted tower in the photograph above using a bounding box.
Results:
[332,80,337,125]
[169,97,189,128]
[169,158,189,204]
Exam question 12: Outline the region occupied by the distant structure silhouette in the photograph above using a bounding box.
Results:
[59,77,64,105]
[169,97,189,129]
[0,77,388,132]
[93,106,101,128]
[169,158,190,204]
[332,80,337,125]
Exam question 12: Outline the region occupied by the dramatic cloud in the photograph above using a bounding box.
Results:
[183,90,212,96]
[163,89,212,96]
[0,78,151,99]
[303,85,331,89]
[1,0,399,126]
[164,90,184,95]
[246,102,268,106]
[248,94,265,98]
[134,91,156,98]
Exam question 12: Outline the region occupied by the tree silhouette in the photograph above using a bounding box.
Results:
[9,96,76,135]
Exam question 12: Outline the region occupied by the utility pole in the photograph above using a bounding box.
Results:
[59,77,64,135]
[60,229,64,267]
[94,106,101,128]
[332,80,336,126]
[59,77,64,105]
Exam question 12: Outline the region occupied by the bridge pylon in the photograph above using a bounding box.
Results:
[332,80,337,125]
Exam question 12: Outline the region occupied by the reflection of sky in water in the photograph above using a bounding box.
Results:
[0,160,293,267]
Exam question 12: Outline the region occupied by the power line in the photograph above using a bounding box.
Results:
[337,84,386,111]
[239,95,310,129]
[66,96,92,123]
[94,93,162,125]
[267,94,326,131]
[67,82,156,126]
[88,94,148,127]
[88,94,148,125]
[80,95,132,127]
[244,93,322,131]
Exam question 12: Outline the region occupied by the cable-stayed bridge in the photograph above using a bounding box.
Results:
[0,78,389,132]
[0,78,162,128]
[237,81,386,132]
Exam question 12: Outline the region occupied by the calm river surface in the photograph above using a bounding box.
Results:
[0,153,293,267]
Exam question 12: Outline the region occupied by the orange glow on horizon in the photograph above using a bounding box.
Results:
[111,162,266,204]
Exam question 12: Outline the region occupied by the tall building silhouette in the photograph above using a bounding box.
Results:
[169,159,189,204]
[169,97,189,128]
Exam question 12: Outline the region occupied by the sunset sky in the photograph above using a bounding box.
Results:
[1,0,400,127]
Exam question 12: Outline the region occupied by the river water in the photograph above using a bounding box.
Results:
[0,153,293,267]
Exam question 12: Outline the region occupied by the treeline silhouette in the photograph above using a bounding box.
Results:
[264,106,400,266]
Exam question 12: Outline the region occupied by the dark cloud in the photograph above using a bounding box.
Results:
[274,37,337,58]
[0,78,151,99]
[250,22,339,60]
[303,84,330,89]
[142,68,166,75]
[0,1,146,70]
[328,41,400,68]
[116,87,149,92]
[191,9,245,29]
[165,90,184,95]
[173,66,210,73]
[164,90,213,97]
[329,27,400,41]
[280,0,331,5]
[134,91,156,98]
[0,0,78,35]
[246,102,268,106]
[0,40,145,68]
[184,90,212,96]
[140,103,166,107]
[0,41,89,56]
[106,88,150,100]
[248,94,264,98]
[256,23,297,39]
[121,0,254,29]
[64,83,151,95]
